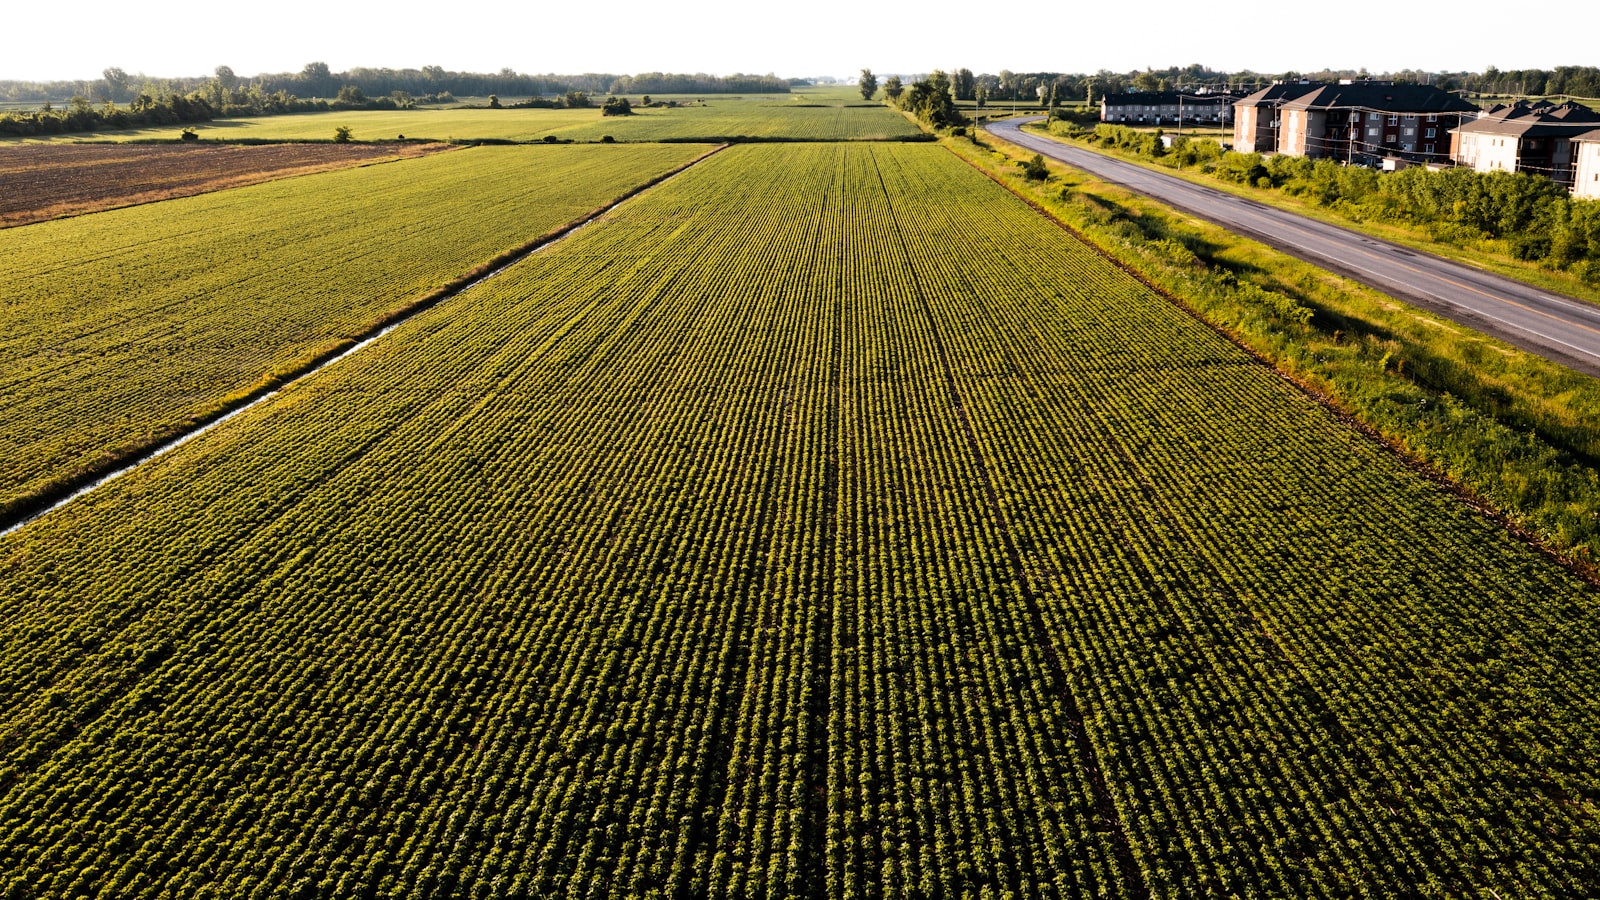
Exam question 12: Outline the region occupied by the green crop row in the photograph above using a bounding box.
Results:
[0,144,1595,898]
[6,100,922,145]
[0,143,708,520]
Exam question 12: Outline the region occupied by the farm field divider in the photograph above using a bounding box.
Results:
[0,143,1596,897]
[0,142,713,527]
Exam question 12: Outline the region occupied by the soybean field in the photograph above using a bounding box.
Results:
[0,143,1596,898]
[0,142,706,520]
[3,98,921,145]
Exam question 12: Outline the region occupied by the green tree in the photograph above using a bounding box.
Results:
[896,72,964,128]
[333,125,353,143]
[859,69,878,101]
[884,76,903,101]
[100,67,129,103]
[952,68,976,102]
[301,61,333,97]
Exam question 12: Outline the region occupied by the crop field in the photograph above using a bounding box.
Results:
[2,98,921,144]
[0,142,449,227]
[0,143,1595,898]
[0,142,707,521]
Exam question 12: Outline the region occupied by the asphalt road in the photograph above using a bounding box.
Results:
[987,116,1600,377]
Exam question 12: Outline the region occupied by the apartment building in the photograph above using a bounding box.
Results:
[1274,82,1477,164]
[1451,101,1600,187]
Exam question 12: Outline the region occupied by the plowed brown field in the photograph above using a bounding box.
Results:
[0,142,451,227]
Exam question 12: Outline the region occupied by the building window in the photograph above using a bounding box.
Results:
[1387,114,1398,124]
[1425,127,1436,138]
[1425,143,1435,154]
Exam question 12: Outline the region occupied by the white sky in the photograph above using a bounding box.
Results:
[3,0,1587,83]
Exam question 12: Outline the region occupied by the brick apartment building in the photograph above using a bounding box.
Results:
[1231,82,1321,153]
[1274,82,1477,164]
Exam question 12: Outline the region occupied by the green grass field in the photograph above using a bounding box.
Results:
[0,143,706,520]
[1,143,1596,897]
[5,92,919,144]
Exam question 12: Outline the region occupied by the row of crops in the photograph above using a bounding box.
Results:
[1,143,1597,897]
[0,143,706,520]
[8,101,924,145]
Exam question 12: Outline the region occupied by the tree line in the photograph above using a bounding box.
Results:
[0,93,219,138]
[0,65,791,108]
[0,83,425,138]
[0,66,794,138]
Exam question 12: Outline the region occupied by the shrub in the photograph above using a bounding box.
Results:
[333,126,353,143]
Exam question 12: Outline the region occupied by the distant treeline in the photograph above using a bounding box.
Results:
[0,65,791,108]
[609,72,789,94]
[0,87,413,138]
[0,94,220,137]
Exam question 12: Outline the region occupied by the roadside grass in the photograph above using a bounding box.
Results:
[956,127,1600,564]
[1025,119,1600,308]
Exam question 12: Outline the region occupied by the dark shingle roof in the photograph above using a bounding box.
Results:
[1102,91,1238,107]
[1234,82,1323,108]
[1279,82,1478,114]
[1455,101,1600,138]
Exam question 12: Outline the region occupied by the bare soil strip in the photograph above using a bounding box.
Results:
[0,142,452,228]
